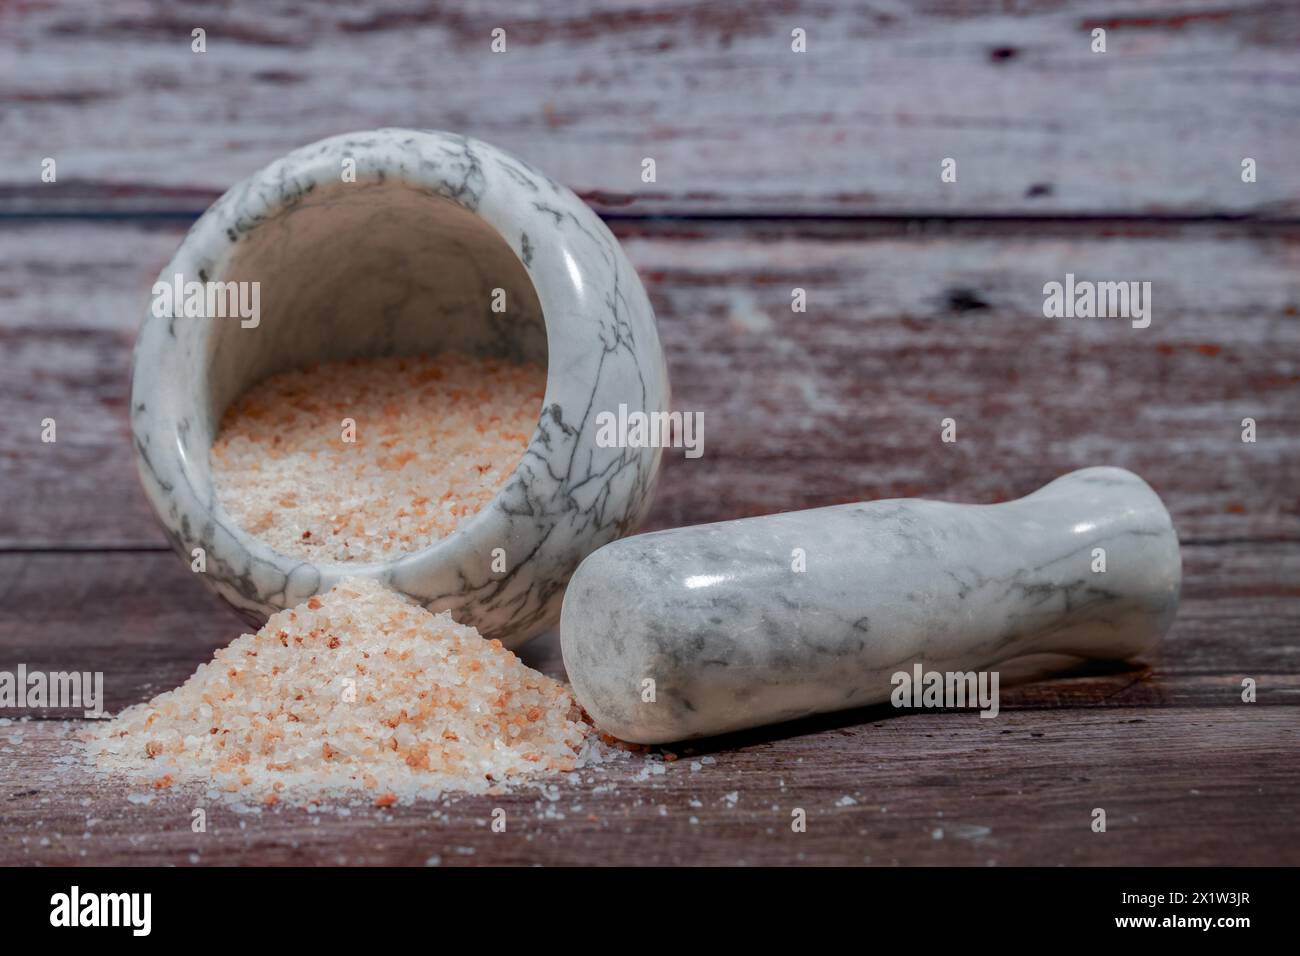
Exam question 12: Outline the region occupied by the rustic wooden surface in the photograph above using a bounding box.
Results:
[1,0,1298,866]
[3,0,1300,218]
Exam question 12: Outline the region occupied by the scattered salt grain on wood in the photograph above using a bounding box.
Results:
[209,354,544,563]
[85,578,602,805]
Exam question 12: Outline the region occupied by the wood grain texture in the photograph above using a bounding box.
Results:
[1,0,1298,864]
[2,0,1298,217]
[0,211,1295,862]
[1,220,1296,549]
[4,708,1296,866]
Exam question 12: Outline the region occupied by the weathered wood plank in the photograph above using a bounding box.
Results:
[0,543,1294,717]
[3,707,1295,865]
[1,220,1296,548]
[2,0,1298,216]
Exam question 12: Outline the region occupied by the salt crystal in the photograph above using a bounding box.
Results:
[84,578,600,805]
[210,354,544,563]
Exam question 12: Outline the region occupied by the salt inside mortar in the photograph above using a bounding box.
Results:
[209,353,545,564]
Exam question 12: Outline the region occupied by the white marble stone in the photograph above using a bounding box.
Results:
[561,467,1182,742]
[130,129,669,646]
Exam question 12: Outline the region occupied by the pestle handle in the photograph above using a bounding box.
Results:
[560,467,1181,743]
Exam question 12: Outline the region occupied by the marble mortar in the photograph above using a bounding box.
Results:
[130,129,670,647]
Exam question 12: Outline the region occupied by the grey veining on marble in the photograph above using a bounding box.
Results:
[561,467,1182,743]
[130,129,669,647]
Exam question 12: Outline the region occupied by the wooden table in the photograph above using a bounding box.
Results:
[1,0,1297,866]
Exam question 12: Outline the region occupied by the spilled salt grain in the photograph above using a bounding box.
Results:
[210,354,545,563]
[85,578,605,805]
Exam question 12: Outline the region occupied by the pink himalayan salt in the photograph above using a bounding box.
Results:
[85,578,597,805]
[209,353,544,563]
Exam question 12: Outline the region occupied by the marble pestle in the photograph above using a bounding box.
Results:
[560,467,1181,743]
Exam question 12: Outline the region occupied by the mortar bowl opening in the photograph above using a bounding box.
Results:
[200,178,548,567]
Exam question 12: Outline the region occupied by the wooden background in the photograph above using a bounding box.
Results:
[1,0,1297,865]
